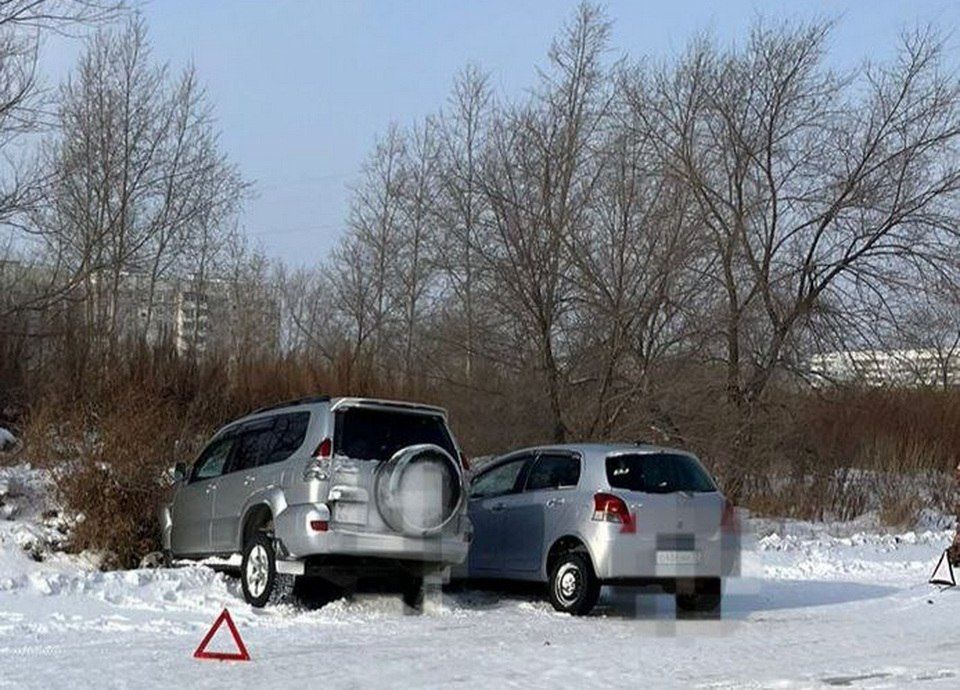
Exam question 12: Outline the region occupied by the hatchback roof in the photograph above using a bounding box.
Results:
[501,442,694,458]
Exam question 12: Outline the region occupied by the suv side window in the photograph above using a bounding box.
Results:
[262,412,310,466]
[231,419,277,473]
[470,456,529,499]
[192,435,236,482]
[524,453,581,492]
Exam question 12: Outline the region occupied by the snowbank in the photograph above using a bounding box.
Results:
[0,462,958,688]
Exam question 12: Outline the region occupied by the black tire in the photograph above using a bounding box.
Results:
[241,531,294,608]
[402,576,425,613]
[676,577,722,616]
[548,552,600,615]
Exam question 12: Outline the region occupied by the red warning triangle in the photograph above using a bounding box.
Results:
[930,550,957,588]
[193,608,251,661]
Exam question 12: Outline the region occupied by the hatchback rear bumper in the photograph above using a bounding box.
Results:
[585,525,741,581]
[276,502,471,565]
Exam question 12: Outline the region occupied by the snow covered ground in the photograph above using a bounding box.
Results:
[1,462,959,689]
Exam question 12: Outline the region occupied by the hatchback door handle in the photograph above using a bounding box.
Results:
[546,498,565,507]
[204,483,217,494]
[244,474,257,485]
[490,502,505,512]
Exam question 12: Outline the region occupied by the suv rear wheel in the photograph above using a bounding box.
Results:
[241,531,294,607]
[548,552,600,616]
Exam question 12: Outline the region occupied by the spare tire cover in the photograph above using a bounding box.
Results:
[375,444,463,536]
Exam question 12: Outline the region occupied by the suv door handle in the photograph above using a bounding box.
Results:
[490,502,506,512]
[546,498,565,507]
[204,483,217,494]
[243,474,257,485]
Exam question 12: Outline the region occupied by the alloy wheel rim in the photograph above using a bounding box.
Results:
[246,544,269,598]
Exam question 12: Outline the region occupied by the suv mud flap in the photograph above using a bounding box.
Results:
[277,560,305,575]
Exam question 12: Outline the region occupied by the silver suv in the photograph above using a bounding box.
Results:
[460,443,740,616]
[161,396,471,607]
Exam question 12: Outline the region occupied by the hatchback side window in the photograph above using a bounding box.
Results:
[192,436,235,482]
[524,453,581,492]
[470,457,528,499]
[262,412,310,466]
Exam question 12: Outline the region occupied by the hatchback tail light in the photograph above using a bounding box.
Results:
[593,492,631,524]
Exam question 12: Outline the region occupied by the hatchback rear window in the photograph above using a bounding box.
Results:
[605,453,716,493]
[334,407,456,461]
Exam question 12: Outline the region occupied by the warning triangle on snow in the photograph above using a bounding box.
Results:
[929,550,956,588]
[193,608,251,661]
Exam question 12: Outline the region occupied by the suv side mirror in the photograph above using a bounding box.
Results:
[173,462,187,483]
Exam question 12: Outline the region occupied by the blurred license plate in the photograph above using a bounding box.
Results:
[656,550,701,565]
[333,502,367,525]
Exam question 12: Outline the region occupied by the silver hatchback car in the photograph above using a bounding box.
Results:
[161,396,471,608]
[462,443,740,615]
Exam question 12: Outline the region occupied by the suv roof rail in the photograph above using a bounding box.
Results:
[248,395,331,416]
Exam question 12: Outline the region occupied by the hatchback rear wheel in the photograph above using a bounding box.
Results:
[548,552,600,616]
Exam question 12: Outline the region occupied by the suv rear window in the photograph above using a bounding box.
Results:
[334,407,456,461]
[606,453,716,493]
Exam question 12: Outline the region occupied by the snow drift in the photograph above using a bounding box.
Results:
[0,462,958,688]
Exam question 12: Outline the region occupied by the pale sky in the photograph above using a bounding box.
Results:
[40,0,960,265]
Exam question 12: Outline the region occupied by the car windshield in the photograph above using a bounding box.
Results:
[334,407,456,461]
[605,453,717,493]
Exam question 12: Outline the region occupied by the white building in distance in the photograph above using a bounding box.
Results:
[808,348,960,387]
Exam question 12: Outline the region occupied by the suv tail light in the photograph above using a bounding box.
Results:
[303,437,333,481]
[313,437,332,459]
[459,450,470,471]
[593,492,630,524]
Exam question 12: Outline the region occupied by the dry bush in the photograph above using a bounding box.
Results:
[734,387,960,524]
[17,340,418,567]
[10,333,960,566]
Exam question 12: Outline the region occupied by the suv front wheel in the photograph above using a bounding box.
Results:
[241,531,293,607]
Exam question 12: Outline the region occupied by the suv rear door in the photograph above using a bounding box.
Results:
[209,412,312,553]
[171,434,236,555]
[210,417,277,552]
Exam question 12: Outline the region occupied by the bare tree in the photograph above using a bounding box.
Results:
[0,0,123,325]
[344,124,407,372]
[435,64,492,382]
[567,106,707,437]
[477,2,612,441]
[626,22,960,492]
[37,17,244,364]
[393,117,440,384]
